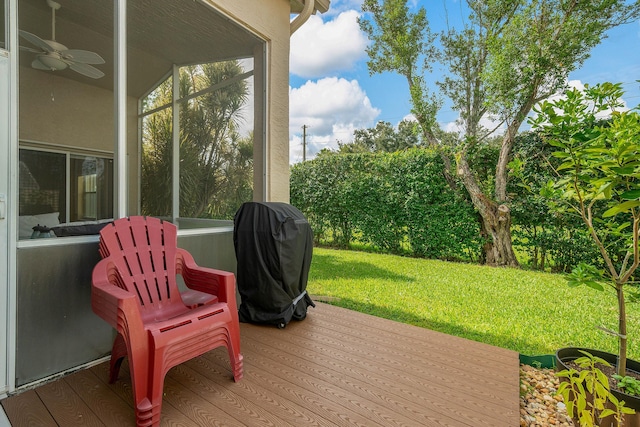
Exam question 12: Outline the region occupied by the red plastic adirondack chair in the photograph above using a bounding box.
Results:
[91,216,243,427]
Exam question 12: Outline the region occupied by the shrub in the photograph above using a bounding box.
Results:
[290,149,481,260]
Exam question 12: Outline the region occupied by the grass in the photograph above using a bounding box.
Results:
[307,247,640,360]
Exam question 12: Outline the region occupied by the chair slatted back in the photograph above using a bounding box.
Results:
[99,216,183,318]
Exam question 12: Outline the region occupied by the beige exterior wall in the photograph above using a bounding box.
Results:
[210,0,292,203]
[18,67,139,212]
[19,67,114,151]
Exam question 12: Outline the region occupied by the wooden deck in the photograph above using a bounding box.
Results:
[1,302,519,426]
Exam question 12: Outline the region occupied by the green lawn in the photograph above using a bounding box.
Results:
[307,247,639,360]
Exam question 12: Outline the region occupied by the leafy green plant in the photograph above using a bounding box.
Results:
[509,131,604,272]
[531,82,640,377]
[290,149,481,260]
[613,375,640,397]
[557,351,635,426]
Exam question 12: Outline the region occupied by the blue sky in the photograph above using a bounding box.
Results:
[288,0,640,163]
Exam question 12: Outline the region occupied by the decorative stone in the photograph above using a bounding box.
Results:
[520,364,573,427]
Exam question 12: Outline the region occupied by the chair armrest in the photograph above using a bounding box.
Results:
[91,258,145,337]
[175,248,237,306]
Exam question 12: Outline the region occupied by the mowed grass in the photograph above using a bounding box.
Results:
[307,247,640,359]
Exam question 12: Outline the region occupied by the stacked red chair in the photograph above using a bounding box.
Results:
[92,216,243,427]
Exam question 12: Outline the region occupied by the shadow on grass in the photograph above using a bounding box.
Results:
[318,297,547,356]
[309,253,414,283]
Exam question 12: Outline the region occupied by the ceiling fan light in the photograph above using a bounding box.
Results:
[38,55,67,70]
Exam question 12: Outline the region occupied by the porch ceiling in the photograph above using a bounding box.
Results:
[18,0,263,98]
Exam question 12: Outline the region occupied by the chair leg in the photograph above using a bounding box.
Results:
[134,397,155,427]
[225,326,243,382]
[134,397,162,427]
[132,348,166,427]
[231,352,244,382]
[131,380,164,427]
[109,334,128,384]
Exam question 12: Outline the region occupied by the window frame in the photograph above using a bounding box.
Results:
[138,59,256,226]
[18,140,114,230]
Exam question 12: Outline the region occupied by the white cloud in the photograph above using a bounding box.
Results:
[544,80,586,104]
[401,114,417,124]
[441,114,506,138]
[442,79,634,137]
[289,77,380,163]
[443,120,461,134]
[290,10,368,78]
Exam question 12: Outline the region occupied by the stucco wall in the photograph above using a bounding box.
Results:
[18,66,139,212]
[210,0,292,203]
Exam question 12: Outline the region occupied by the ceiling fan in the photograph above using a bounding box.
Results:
[19,0,105,79]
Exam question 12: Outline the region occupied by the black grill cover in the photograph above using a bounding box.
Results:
[233,202,315,327]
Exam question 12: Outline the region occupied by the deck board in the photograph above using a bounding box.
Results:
[1,302,519,426]
[1,389,58,427]
[243,329,473,425]
[64,368,134,426]
[33,378,104,426]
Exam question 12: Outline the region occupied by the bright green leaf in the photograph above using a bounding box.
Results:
[620,189,640,200]
[603,200,640,217]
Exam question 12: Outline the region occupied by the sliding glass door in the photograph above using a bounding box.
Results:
[0,0,11,394]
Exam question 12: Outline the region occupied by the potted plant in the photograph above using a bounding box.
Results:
[556,347,639,426]
[530,82,640,423]
[557,350,635,427]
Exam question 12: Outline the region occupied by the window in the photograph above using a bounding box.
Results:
[18,147,113,239]
[19,150,66,218]
[70,155,113,221]
[140,60,254,223]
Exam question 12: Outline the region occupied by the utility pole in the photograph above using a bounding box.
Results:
[302,124,308,162]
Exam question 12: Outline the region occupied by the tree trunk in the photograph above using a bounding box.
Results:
[479,202,519,267]
[617,284,627,377]
[531,226,539,269]
[457,155,519,267]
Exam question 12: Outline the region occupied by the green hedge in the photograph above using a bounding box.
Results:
[291,134,617,270]
[508,131,604,271]
[290,149,481,261]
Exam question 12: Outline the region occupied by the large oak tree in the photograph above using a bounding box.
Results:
[359,0,640,266]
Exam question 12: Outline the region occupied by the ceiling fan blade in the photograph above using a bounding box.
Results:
[68,62,105,79]
[31,59,52,71]
[20,45,44,54]
[19,30,55,53]
[62,49,105,65]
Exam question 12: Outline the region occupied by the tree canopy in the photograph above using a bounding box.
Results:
[359,0,640,266]
[326,120,422,155]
